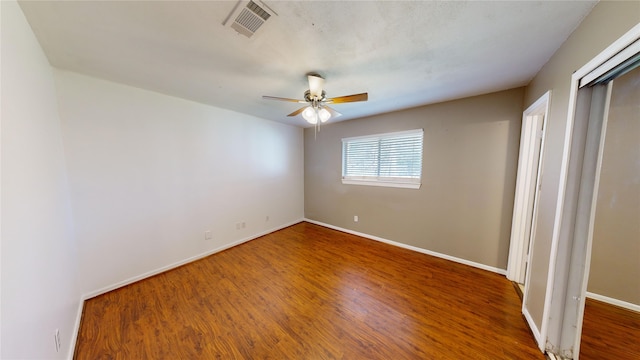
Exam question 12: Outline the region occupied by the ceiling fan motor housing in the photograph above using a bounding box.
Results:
[304,90,326,103]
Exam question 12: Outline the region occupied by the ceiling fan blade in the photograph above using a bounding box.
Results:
[287,106,308,117]
[326,93,368,104]
[308,75,325,98]
[263,95,306,103]
[324,106,342,118]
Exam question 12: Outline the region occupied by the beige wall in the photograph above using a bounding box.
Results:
[305,88,524,270]
[523,0,640,328]
[589,66,640,305]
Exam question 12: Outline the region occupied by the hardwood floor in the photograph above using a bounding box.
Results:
[74,222,544,359]
[580,298,640,359]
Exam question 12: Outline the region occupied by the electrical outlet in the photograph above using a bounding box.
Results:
[265,215,269,222]
[54,329,61,352]
[241,222,246,229]
[204,230,212,240]
[236,222,241,230]
[354,215,359,222]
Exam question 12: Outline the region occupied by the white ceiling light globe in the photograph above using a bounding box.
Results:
[302,106,317,124]
[318,107,331,123]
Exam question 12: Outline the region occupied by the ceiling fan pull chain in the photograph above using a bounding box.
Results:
[316,107,321,133]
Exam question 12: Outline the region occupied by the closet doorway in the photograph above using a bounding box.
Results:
[542,24,639,359]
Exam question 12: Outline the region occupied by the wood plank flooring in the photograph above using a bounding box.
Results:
[74,222,544,359]
[580,298,640,359]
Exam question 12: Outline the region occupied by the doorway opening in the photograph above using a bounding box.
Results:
[540,24,639,359]
[506,91,550,347]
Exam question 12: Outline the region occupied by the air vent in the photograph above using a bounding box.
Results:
[223,0,277,38]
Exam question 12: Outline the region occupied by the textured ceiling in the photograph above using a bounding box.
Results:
[19,0,597,127]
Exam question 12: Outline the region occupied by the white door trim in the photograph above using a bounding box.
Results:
[507,91,550,284]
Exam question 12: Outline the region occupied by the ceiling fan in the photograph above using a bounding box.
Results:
[263,74,368,125]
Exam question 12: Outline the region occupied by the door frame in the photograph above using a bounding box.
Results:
[507,91,550,284]
[543,23,640,358]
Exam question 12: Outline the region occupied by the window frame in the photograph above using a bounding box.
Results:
[341,129,423,189]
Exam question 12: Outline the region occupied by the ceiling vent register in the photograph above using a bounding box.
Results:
[223,0,276,38]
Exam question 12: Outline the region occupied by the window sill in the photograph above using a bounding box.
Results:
[341,179,421,189]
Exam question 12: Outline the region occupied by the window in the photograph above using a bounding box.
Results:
[342,129,423,189]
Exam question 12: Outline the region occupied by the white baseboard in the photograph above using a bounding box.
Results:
[304,218,507,275]
[586,291,640,313]
[522,306,545,352]
[68,296,85,360]
[82,219,304,300]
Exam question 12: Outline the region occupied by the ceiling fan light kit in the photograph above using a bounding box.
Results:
[302,106,331,125]
[263,74,368,127]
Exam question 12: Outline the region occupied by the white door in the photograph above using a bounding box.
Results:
[507,92,549,285]
[507,92,550,351]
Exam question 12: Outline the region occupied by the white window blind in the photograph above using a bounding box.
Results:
[342,129,423,189]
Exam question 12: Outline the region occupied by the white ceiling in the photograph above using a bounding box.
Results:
[19,0,597,127]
